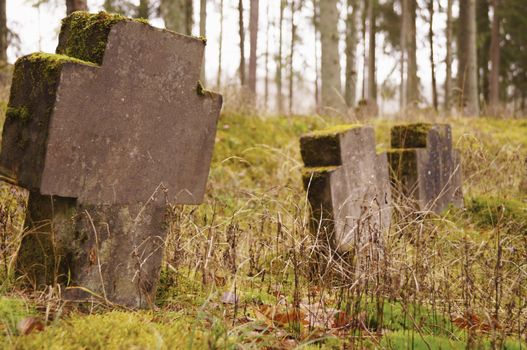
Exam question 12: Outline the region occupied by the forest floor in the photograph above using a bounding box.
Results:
[0,112,527,349]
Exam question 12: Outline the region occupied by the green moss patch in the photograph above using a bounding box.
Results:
[391,123,434,149]
[0,297,36,336]
[7,53,94,125]
[465,195,527,234]
[5,106,29,122]
[304,124,362,139]
[57,11,149,65]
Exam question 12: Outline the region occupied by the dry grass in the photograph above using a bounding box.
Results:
[0,112,526,348]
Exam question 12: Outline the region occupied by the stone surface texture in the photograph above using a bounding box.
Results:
[0,12,222,307]
[387,123,463,213]
[300,125,392,252]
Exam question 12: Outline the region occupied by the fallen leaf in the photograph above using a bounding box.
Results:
[17,317,44,335]
[258,304,308,327]
[220,291,239,305]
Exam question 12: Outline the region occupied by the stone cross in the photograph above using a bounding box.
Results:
[0,12,222,307]
[300,125,392,253]
[387,123,463,213]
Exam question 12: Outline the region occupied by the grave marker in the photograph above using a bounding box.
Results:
[387,123,463,213]
[300,125,391,252]
[0,12,222,307]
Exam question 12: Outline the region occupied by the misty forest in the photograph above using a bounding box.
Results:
[0,0,527,349]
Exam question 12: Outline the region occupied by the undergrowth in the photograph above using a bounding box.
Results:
[1,113,527,349]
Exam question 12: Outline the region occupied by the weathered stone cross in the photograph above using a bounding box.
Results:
[387,123,463,213]
[300,125,391,252]
[0,12,222,307]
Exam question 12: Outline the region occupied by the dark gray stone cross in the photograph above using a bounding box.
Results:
[300,125,392,253]
[0,12,222,307]
[387,123,463,213]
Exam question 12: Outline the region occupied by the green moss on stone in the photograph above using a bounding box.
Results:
[391,123,434,149]
[6,106,29,122]
[302,166,337,178]
[300,125,362,167]
[305,124,362,138]
[6,52,94,126]
[196,81,214,97]
[57,11,149,65]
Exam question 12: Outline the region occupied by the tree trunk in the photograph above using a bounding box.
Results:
[477,0,490,106]
[367,0,376,104]
[103,0,114,12]
[458,0,479,116]
[138,0,149,18]
[400,0,407,109]
[488,0,500,114]
[238,0,246,86]
[276,0,285,113]
[66,0,88,15]
[428,0,438,111]
[313,0,320,111]
[264,0,270,110]
[160,0,193,35]
[289,0,297,114]
[345,0,358,108]
[200,0,207,82]
[248,0,259,95]
[0,0,6,67]
[444,0,453,111]
[361,0,367,100]
[185,0,193,35]
[217,0,224,89]
[319,0,342,112]
[406,0,418,107]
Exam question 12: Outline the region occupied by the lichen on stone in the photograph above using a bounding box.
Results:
[57,11,150,66]
[305,124,362,139]
[6,106,29,122]
[196,81,214,98]
[302,166,338,176]
[391,123,434,149]
[7,52,94,124]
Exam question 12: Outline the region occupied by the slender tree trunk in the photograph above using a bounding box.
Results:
[104,0,114,12]
[66,0,88,15]
[367,0,376,104]
[0,0,6,67]
[400,0,407,109]
[185,0,193,35]
[239,0,246,86]
[248,0,259,95]
[138,0,149,18]
[217,0,224,89]
[361,0,367,100]
[428,0,438,111]
[488,0,501,114]
[345,0,358,108]
[444,0,453,111]
[458,0,479,116]
[289,0,297,114]
[276,0,285,113]
[264,0,270,110]
[406,0,418,107]
[161,0,193,35]
[320,0,342,113]
[477,0,490,108]
[200,0,207,82]
[313,0,320,111]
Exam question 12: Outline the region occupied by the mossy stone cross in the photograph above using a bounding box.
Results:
[1,11,222,205]
[300,125,391,253]
[0,12,222,307]
[387,123,463,213]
